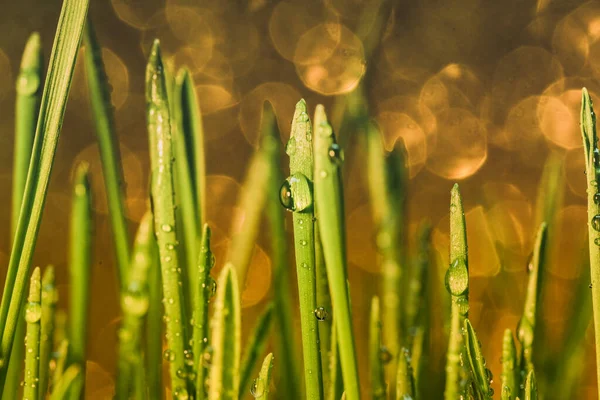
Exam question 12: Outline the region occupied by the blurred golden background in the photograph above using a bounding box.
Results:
[1,0,600,398]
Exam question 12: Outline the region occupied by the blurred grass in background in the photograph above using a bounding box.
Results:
[0,0,599,397]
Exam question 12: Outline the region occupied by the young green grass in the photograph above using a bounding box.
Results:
[524,369,538,400]
[282,99,324,399]
[39,266,57,399]
[67,163,93,400]
[145,231,162,400]
[327,323,344,400]
[50,364,81,400]
[52,339,69,390]
[501,329,518,400]
[146,39,189,397]
[396,348,415,400]
[0,1,89,389]
[369,296,386,399]
[251,352,274,400]
[24,267,41,400]
[83,19,130,287]
[239,304,273,396]
[444,184,470,400]
[208,264,241,400]
[464,319,492,400]
[313,104,360,400]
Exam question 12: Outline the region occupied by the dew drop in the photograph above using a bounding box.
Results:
[285,136,296,156]
[327,143,344,165]
[445,258,469,296]
[379,346,392,364]
[161,224,173,232]
[592,215,600,232]
[314,306,329,321]
[456,297,470,316]
[251,377,265,397]
[163,349,176,362]
[595,193,600,205]
[173,386,190,400]
[122,289,149,317]
[279,180,294,211]
[300,240,308,246]
[25,303,42,324]
[202,346,213,368]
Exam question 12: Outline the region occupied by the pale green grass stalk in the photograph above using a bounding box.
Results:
[52,339,69,389]
[580,87,600,400]
[444,184,470,400]
[208,264,241,400]
[83,19,130,287]
[524,369,538,400]
[251,353,274,400]
[369,296,385,400]
[39,266,57,399]
[117,211,154,400]
[464,319,492,399]
[67,163,93,400]
[239,304,273,396]
[313,105,360,400]
[194,224,214,400]
[283,99,324,399]
[327,323,343,400]
[4,32,44,400]
[146,231,162,400]
[501,329,518,400]
[146,40,189,397]
[517,223,547,382]
[366,122,407,379]
[50,364,81,400]
[24,267,41,400]
[0,1,88,387]
[396,348,415,400]
[263,101,300,398]
[410,327,424,394]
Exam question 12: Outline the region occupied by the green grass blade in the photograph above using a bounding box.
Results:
[67,163,93,400]
[580,87,600,400]
[146,228,162,400]
[501,329,518,400]
[0,0,89,384]
[239,304,273,395]
[517,223,547,380]
[263,101,300,398]
[444,184,470,400]
[396,348,415,400]
[410,327,425,395]
[315,220,332,387]
[463,319,493,399]
[39,266,57,398]
[327,322,344,400]
[524,369,538,400]
[208,264,241,400]
[369,296,385,400]
[313,105,360,400]
[251,353,274,400]
[284,99,324,399]
[83,19,130,287]
[146,39,189,397]
[50,364,81,400]
[52,339,69,389]
[24,267,42,400]
[194,224,214,400]
[117,211,154,400]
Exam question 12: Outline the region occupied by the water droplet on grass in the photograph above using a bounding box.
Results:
[328,143,344,165]
[314,307,328,321]
[161,224,173,232]
[445,258,469,296]
[592,215,600,231]
[251,378,265,397]
[380,346,392,364]
[25,303,41,323]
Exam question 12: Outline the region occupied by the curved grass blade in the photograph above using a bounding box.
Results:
[463,319,493,399]
[0,0,89,385]
[116,211,154,400]
[263,101,300,398]
[67,163,93,400]
[444,184,470,400]
[369,296,385,400]
[500,329,518,400]
[83,19,130,287]
[251,353,274,400]
[50,364,81,400]
[580,87,600,399]
[284,99,324,399]
[146,229,162,400]
[39,266,57,398]
[146,40,189,397]
[208,264,241,400]
[517,223,547,381]
[194,224,215,400]
[240,304,273,395]
[396,348,415,400]
[24,267,42,400]
[313,105,360,400]
[524,369,538,400]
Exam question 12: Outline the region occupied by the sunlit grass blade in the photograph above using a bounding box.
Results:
[580,87,600,400]
[83,19,130,287]
[208,264,241,400]
[50,364,81,400]
[239,304,273,396]
[146,39,189,397]
[24,267,42,400]
[463,319,493,399]
[517,222,547,383]
[524,369,538,400]
[117,211,154,400]
[315,222,332,387]
[283,99,324,399]
[0,0,89,386]
[250,352,274,400]
[444,184,470,400]
[263,101,300,398]
[313,105,360,400]
[327,323,343,400]
[146,229,162,400]
[501,329,518,400]
[369,296,385,400]
[39,266,57,398]
[67,163,93,399]
[396,348,415,400]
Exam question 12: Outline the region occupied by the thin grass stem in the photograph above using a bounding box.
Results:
[50,364,81,400]
[251,353,274,400]
[239,304,273,396]
[396,348,415,400]
[52,339,69,389]
[24,267,42,400]
[146,229,162,400]
[369,296,385,400]
[327,323,343,400]
[501,329,518,400]
[39,266,57,399]
[524,369,538,400]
